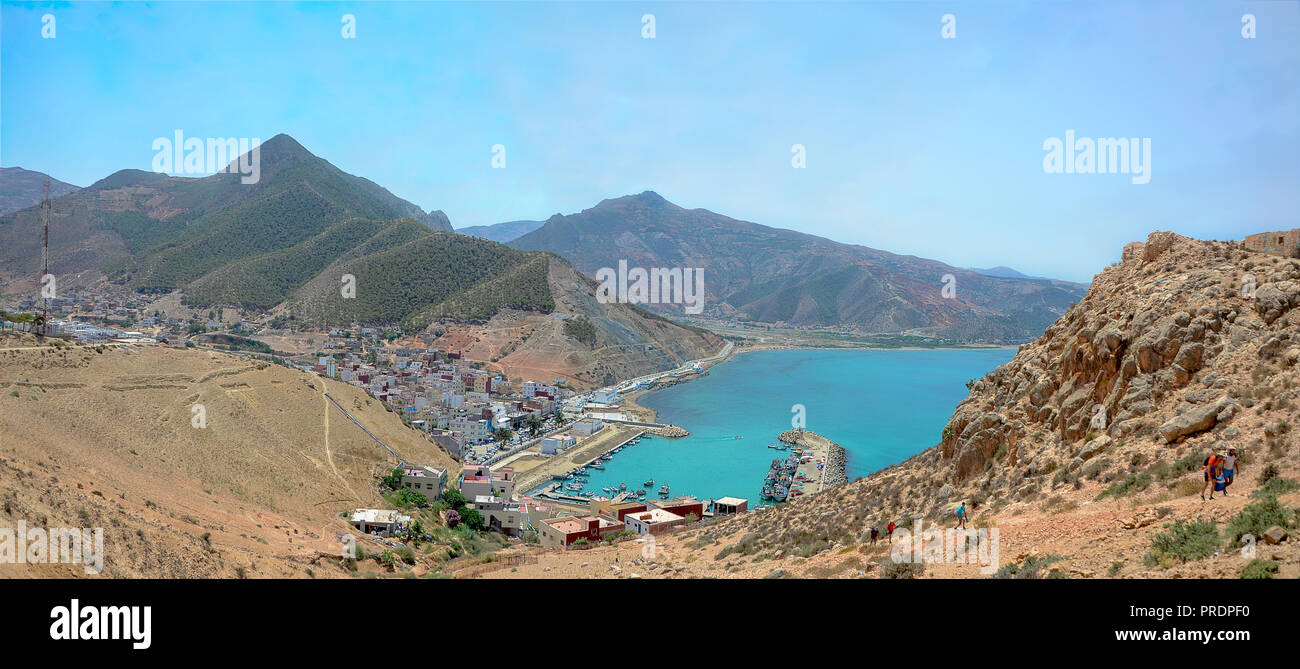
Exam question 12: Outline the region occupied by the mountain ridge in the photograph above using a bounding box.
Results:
[510,191,1088,343]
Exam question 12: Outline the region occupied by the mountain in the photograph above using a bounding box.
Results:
[969,265,1083,284]
[0,167,80,215]
[0,138,722,386]
[456,219,545,243]
[0,134,452,292]
[509,231,1300,579]
[510,191,1088,343]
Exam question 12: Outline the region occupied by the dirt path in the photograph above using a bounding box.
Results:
[321,386,362,502]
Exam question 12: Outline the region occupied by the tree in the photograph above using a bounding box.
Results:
[440,488,466,508]
[393,488,428,508]
[383,467,403,490]
[445,509,461,528]
[524,413,544,437]
[494,427,513,443]
[459,506,486,531]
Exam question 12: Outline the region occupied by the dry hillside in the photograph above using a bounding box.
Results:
[0,334,457,578]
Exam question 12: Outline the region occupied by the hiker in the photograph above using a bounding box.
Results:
[1221,447,1240,496]
[887,521,896,544]
[1200,451,1223,501]
[869,526,879,545]
[955,501,968,529]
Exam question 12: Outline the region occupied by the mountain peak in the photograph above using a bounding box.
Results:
[260,133,311,158]
[592,190,671,211]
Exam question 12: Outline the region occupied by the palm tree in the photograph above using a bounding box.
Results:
[525,413,543,437]
[32,313,47,336]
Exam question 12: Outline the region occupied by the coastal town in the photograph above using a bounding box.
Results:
[2,293,847,572]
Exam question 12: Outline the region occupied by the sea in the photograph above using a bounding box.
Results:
[568,348,1016,505]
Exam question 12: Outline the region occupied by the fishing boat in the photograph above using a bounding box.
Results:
[591,462,605,470]
[619,482,628,491]
[602,487,614,494]
[658,484,670,497]
[643,477,654,487]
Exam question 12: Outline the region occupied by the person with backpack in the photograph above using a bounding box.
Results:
[887,520,896,544]
[1201,451,1223,501]
[955,501,968,529]
[869,526,879,545]
[1221,447,1240,496]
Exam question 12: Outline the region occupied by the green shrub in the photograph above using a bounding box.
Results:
[395,545,416,565]
[879,560,925,579]
[393,488,428,508]
[1096,472,1153,500]
[1253,477,1299,499]
[1225,495,1294,545]
[1143,519,1220,568]
[993,554,1067,579]
[1240,559,1278,579]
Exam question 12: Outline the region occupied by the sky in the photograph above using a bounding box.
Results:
[2,1,1298,283]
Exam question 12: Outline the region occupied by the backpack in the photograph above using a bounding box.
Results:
[1204,455,1218,470]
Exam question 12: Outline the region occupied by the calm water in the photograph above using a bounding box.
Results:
[571,348,1015,504]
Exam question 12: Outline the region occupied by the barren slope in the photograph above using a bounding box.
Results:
[0,335,456,578]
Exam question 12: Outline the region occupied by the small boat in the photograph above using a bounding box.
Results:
[591,463,605,470]
[734,435,742,439]
[602,487,614,494]
[619,482,628,491]
[658,484,670,496]
[643,477,654,487]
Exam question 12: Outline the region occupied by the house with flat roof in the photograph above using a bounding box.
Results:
[712,497,748,516]
[400,465,447,499]
[588,499,648,523]
[539,515,622,548]
[624,508,685,536]
[461,465,515,500]
[349,509,411,535]
[648,496,704,523]
[473,495,528,536]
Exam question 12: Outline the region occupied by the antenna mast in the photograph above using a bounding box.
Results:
[41,180,51,326]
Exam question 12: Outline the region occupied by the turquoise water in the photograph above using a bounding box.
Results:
[573,348,1015,504]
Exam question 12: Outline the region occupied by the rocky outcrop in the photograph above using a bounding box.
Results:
[786,230,1300,525]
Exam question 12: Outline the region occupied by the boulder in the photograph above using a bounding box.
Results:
[1158,403,1219,443]
[1254,281,1298,325]
[1262,526,1288,545]
[1078,435,1112,460]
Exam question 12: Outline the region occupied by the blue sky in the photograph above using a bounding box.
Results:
[3,1,1297,283]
